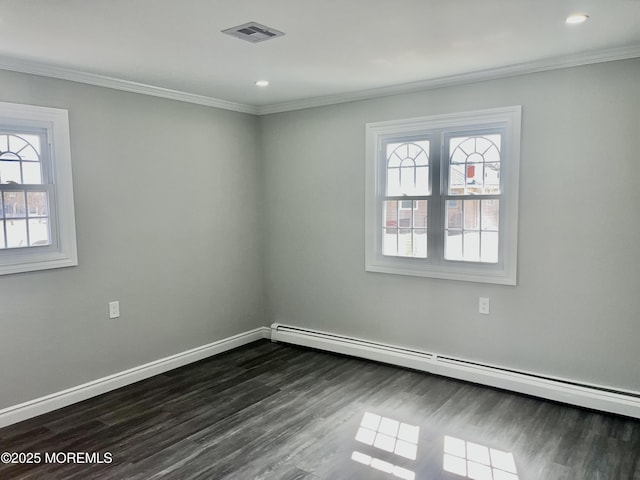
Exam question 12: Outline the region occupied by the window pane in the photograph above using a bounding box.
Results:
[449,164,465,195]
[386,140,430,196]
[387,141,429,166]
[464,200,480,230]
[416,166,428,193]
[481,231,499,263]
[414,229,427,258]
[6,219,27,247]
[465,164,483,195]
[384,201,398,228]
[480,134,501,161]
[449,137,469,163]
[463,232,481,262]
[27,192,49,217]
[22,162,43,184]
[481,200,499,230]
[383,200,428,258]
[414,200,428,229]
[484,163,500,193]
[7,134,41,161]
[4,191,26,218]
[29,218,50,246]
[1,134,37,157]
[446,200,499,263]
[0,221,4,248]
[0,161,21,184]
[448,134,501,195]
[387,143,403,167]
[398,229,412,257]
[446,200,462,229]
[387,168,400,196]
[398,206,412,228]
[399,165,414,194]
[383,228,398,256]
[445,230,463,260]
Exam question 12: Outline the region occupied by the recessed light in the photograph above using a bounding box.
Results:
[255,80,269,87]
[566,14,589,24]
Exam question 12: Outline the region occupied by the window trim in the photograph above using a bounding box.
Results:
[0,101,78,275]
[365,106,521,285]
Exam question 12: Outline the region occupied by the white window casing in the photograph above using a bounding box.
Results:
[365,106,521,285]
[0,101,78,275]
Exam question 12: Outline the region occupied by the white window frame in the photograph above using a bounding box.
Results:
[0,101,78,275]
[365,106,521,285]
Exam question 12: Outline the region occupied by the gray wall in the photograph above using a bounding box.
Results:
[0,70,264,409]
[1,58,638,411]
[261,59,640,391]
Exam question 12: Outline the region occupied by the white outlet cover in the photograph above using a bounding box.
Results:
[109,301,120,319]
[479,297,490,315]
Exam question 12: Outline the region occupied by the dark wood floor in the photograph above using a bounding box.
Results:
[0,340,639,480]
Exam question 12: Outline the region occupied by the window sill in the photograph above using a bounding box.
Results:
[365,258,517,285]
[0,245,78,276]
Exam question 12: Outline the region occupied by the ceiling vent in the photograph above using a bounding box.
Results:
[221,22,286,43]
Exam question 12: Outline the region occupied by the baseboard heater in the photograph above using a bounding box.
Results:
[270,323,640,419]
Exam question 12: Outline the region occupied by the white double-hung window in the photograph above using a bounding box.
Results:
[365,106,521,285]
[0,101,78,275]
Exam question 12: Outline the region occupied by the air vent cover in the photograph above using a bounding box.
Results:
[222,22,285,43]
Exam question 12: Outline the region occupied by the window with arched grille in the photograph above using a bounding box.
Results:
[0,132,52,249]
[383,140,430,258]
[366,107,521,285]
[0,101,77,275]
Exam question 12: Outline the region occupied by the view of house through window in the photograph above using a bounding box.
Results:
[444,133,501,263]
[0,101,77,276]
[382,132,502,264]
[383,139,430,258]
[366,106,520,284]
[0,132,51,249]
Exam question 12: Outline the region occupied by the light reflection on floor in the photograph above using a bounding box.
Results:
[351,451,416,480]
[351,411,419,479]
[443,435,519,480]
[349,411,520,480]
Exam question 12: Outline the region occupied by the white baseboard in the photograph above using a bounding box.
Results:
[0,327,271,428]
[270,323,640,419]
[4,324,637,429]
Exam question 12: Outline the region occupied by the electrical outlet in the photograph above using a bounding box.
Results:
[109,301,120,319]
[479,297,490,315]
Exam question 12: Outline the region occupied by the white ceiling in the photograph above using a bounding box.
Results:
[1,0,639,113]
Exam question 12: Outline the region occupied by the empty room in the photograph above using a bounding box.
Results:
[0,1,639,479]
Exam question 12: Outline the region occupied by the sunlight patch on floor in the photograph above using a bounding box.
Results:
[443,435,518,480]
[351,411,419,479]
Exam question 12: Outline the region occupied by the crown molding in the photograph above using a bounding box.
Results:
[256,44,640,115]
[1,45,639,117]
[0,55,258,115]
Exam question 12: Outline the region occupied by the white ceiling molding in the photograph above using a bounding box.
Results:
[0,55,258,115]
[1,45,639,117]
[256,44,640,115]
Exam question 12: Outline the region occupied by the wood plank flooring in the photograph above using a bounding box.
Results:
[0,340,639,479]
